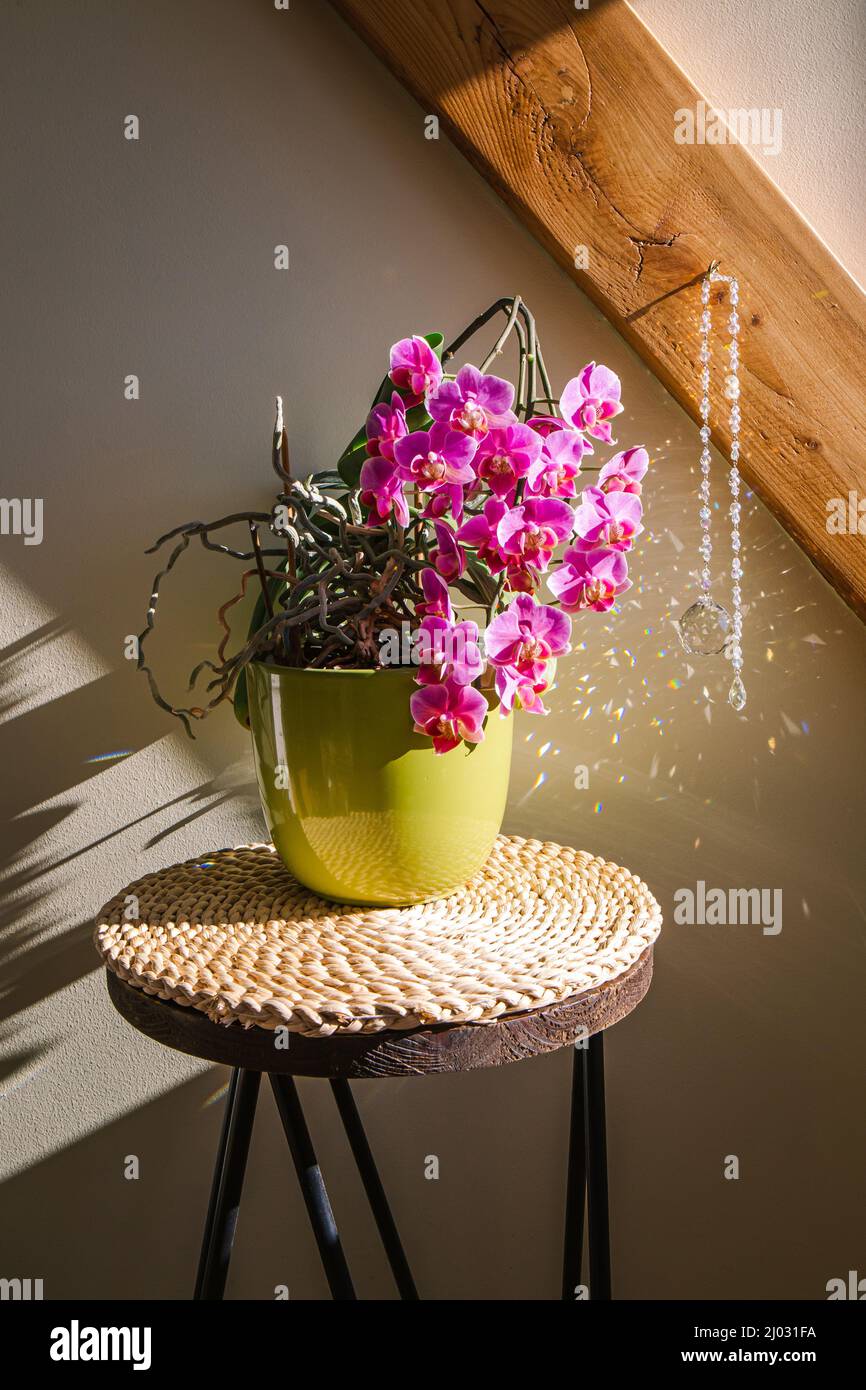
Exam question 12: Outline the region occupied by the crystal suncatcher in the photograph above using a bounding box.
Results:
[677,264,746,712]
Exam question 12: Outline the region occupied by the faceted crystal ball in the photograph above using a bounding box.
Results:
[678,596,731,656]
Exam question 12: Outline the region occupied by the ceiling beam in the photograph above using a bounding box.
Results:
[329,0,866,620]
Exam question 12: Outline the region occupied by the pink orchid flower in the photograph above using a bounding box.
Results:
[526,429,588,499]
[410,678,488,754]
[485,593,571,716]
[389,336,443,404]
[503,561,538,594]
[427,364,516,439]
[526,414,593,453]
[456,496,509,573]
[560,363,623,443]
[494,664,556,716]
[429,519,465,582]
[548,545,631,613]
[598,446,649,496]
[365,392,408,461]
[359,455,410,528]
[414,616,484,686]
[394,422,477,521]
[525,413,568,439]
[419,491,456,520]
[416,567,453,621]
[474,422,543,499]
[573,486,643,552]
[496,497,575,573]
[486,593,571,671]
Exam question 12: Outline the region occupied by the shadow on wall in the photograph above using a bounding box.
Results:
[0,1047,577,1300]
[0,619,262,1034]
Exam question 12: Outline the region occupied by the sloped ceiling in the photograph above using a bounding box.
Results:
[329,0,866,620]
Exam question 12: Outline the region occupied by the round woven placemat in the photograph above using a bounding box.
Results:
[95,836,662,1037]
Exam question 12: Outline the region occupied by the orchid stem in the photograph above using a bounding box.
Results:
[479,295,522,372]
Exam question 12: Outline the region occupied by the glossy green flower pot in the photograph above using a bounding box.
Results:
[247,662,513,906]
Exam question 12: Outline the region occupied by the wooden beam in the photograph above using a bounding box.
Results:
[329,0,866,619]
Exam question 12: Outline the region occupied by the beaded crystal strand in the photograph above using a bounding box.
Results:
[698,276,713,592]
[679,275,734,660]
[709,266,746,711]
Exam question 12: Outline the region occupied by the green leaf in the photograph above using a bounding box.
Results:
[232,564,290,728]
[233,668,251,729]
[338,422,368,461]
[453,576,489,608]
[337,441,368,489]
[424,331,445,359]
[312,469,351,492]
[405,403,433,431]
[466,556,498,606]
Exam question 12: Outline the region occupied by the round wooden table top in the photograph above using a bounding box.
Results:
[105,945,653,1079]
[96,840,661,1053]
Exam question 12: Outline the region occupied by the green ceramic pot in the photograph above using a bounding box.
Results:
[247,662,513,906]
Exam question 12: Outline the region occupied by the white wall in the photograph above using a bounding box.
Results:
[1,0,864,1299]
[631,0,866,286]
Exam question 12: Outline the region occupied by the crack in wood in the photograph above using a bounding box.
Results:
[629,232,684,283]
[473,0,670,250]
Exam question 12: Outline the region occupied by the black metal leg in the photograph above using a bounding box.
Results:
[330,1079,419,1300]
[194,1068,261,1300]
[270,1074,356,1300]
[561,1043,587,1299]
[584,1031,611,1300]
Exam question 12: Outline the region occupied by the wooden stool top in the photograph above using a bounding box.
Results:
[96,836,661,1078]
[105,949,653,1077]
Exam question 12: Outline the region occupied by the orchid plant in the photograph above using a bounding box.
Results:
[139,297,649,752]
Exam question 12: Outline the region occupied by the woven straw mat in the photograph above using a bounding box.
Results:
[95,836,662,1037]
